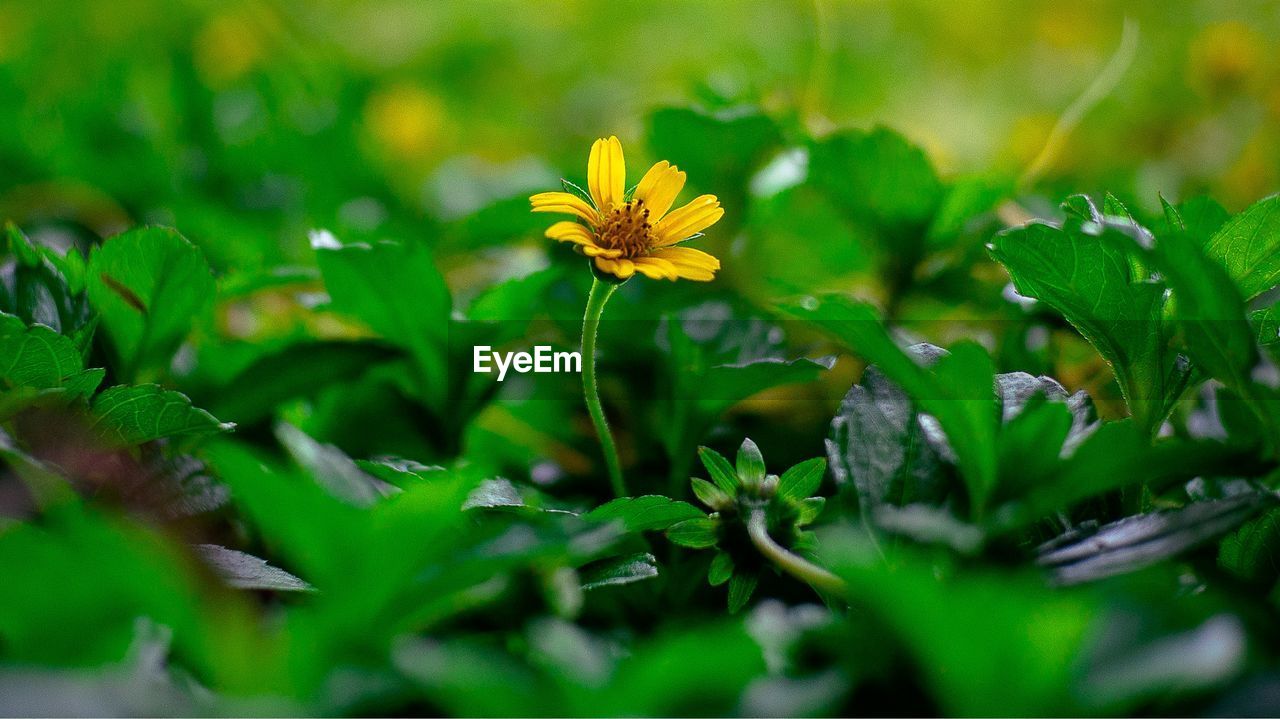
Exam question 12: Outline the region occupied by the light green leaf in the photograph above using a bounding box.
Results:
[708,551,734,586]
[698,446,740,494]
[690,477,733,511]
[1203,194,1280,301]
[0,313,100,396]
[586,496,704,533]
[736,438,767,486]
[580,552,659,591]
[777,457,826,502]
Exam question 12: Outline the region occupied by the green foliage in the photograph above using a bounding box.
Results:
[6,94,1280,717]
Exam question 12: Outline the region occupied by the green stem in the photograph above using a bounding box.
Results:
[747,509,846,598]
[581,277,626,498]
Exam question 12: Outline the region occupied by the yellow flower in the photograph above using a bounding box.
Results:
[530,136,724,281]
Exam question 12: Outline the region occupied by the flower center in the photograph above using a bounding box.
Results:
[597,200,655,258]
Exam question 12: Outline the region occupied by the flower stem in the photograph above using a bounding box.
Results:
[747,509,846,598]
[581,277,626,498]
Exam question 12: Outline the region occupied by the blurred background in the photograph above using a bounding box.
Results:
[3,0,1279,274]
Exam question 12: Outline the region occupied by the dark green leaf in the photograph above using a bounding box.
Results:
[666,517,719,548]
[86,227,215,379]
[1218,507,1280,584]
[727,570,759,613]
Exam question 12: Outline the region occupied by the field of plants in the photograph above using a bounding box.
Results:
[3,1,1280,716]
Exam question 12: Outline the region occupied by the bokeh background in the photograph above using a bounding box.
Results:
[3,0,1279,272]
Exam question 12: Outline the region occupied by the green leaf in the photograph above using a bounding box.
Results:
[698,446,740,494]
[726,570,759,613]
[708,551,734,586]
[782,297,999,517]
[1156,198,1257,389]
[777,457,826,502]
[313,234,451,408]
[990,216,1185,435]
[586,496,704,533]
[796,497,826,526]
[1,223,95,349]
[579,552,659,591]
[1038,493,1273,584]
[90,384,232,446]
[690,477,733,510]
[807,126,943,229]
[665,517,719,548]
[204,340,399,425]
[86,227,215,379]
[0,312,101,395]
[647,106,781,201]
[1219,507,1280,584]
[1203,194,1280,301]
[736,438,767,486]
[275,422,391,507]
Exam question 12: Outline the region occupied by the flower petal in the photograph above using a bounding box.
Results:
[633,161,686,220]
[545,221,623,257]
[649,246,720,281]
[653,195,724,246]
[632,255,680,280]
[594,256,635,280]
[531,192,600,225]
[587,136,625,211]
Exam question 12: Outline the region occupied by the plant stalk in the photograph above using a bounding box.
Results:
[581,277,627,498]
[747,509,846,598]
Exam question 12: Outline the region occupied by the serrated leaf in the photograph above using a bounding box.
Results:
[86,227,215,379]
[193,544,312,592]
[777,457,825,502]
[586,495,703,533]
[666,517,718,548]
[727,570,759,613]
[690,477,733,510]
[1203,194,1280,300]
[736,438,766,486]
[580,552,659,591]
[0,313,99,394]
[698,446,740,494]
[708,551,734,586]
[90,384,232,446]
[990,218,1185,434]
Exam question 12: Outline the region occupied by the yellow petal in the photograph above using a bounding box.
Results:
[633,161,686,220]
[632,255,680,280]
[581,244,623,258]
[545,220,593,243]
[653,195,724,246]
[587,136,625,211]
[650,246,721,280]
[594,256,635,279]
[531,191,600,225]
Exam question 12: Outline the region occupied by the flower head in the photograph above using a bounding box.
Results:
[530,136,724,281]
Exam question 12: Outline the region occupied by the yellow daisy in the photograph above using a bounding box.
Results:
[530,136,724,281]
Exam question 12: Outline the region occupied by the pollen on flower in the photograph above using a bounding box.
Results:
[596,199,655,258]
